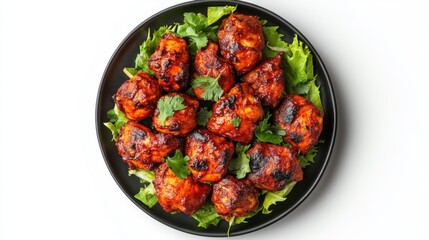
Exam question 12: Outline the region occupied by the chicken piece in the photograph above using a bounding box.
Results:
[193,41,235,99]
[152,93,199,137]
[186,129,234,183]
[114,71,161,121]
[211,175,259,220]
[148,32,190,92]
[274,94,324,154]
[247,143,303,191]
[116,121,183,170]
[207,83,263,144]
[242,52,285,108]
[218,13,265,75]
[153,163,211,215]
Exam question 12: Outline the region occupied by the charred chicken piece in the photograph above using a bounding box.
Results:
[274,94,324,154]
[242,52,285,108]
[116,121,183,170]
[207,83,263,144]
[218,13,265,75]
[153,163,211,215]
[193,41,235,99]
[186,129,234,183]
[114,71,161,121]
[152,93,199,137]
[247,143,303,191]
[211,175,259,220]
[148,32,190,92]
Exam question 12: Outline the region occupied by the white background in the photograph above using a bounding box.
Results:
[1,0,428,239]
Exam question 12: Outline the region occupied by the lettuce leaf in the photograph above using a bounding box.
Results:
[298,145,318,168]
[103,104,128,141]
[129,169,158,208]
[262,181,296,214]
[207,5,236,26]
[191,202,223,228]
[262,26,288,58]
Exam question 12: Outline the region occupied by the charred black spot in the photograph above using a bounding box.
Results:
[190,159,208,171]
[162,59,171,70]
[191,131,209,142]
[225,95,236,108]
[222,149,233,159]
[132,130,146,139]
[290,132,303,143]
[249,150,266,172]
[271,170,291,183]
[282,105,298,124]
[168,122,180,131]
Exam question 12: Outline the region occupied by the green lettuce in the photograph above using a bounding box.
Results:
[129,169,158,208]
[103,104,128,141]
[207,5,236,26]
[262,181,296,214]
[191,202,223,228]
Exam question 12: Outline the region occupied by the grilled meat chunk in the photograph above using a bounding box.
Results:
[149,32,190,92]
[218,13,265,75]
[186,129,234,183]
[116,121,183,170]
[247,143,303,191]
[274,94,324,154]
[207,83,263,144]
[242,52,285,107]
[193,41,235,99]
[152,93,199,137]
[153,163,211,215]
[211,175,259,220]
[114,71,161,121]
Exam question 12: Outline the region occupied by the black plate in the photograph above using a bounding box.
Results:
[96,0,337,237]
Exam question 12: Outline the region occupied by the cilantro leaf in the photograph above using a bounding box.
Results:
[262,26,289,58]
[228,143,251,179]
[166,150,190,179]
[175,12,218,54]
[196,107,212,126]
[254,112,286,144]
[156,95,186,125]
[103,104,128,141]
[129,169,158,208]
[134,26,173,75]
[262,181,296,214]
[232,117,241,128]
[207,5,237,26]
[191,75,224,101]
[191,202,223,228]
[298,145,318,168]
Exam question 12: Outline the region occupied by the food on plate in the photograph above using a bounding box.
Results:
[116,121,183,170]
[104,5,325,233]
[274,94,324,154]
[152,93,199,136]
[114,71,161,121]
[186,129,234,183]
[247,143,303,191]
[218,13,265,75]
[193,41,235,100]
[153,163,211,215]
[207,83,264,144]
[241,52,285,108]
[211,175,259,220]
[149,32,190,92]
